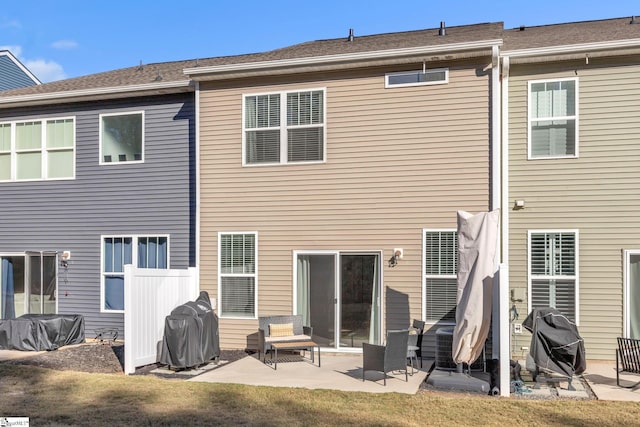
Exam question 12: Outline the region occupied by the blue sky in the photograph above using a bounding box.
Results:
[1,1,638,83]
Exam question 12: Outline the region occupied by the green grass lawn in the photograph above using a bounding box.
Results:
[1,364,640,426]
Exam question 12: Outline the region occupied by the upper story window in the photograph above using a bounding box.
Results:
[385,68,448,88]
[528,78,578,159]
[0,117,75,182]
[100,111,144,164]
[423,229,458,323]
[243,89,325,165]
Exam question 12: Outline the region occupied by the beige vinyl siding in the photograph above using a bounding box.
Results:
[508,58,640,360]
[200,61,492,350]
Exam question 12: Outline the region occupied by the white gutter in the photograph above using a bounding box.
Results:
[0,80,193,105]
[184,39,503,76]
[501,37,640,58]
[499,55,511,398]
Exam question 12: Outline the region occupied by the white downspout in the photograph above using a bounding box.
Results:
[490,44,510,397]
[499,55,511,397]
[195,81,201,289]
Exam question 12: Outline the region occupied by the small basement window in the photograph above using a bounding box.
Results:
[385,68,448,88]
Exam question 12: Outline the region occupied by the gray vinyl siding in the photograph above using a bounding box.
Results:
[199,60,493,351]
[508,58,640,360]
[0,93,195,339]
[0,55,37,90]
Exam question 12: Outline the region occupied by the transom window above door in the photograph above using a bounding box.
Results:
[100,111,144,164]
[243,89,325,165]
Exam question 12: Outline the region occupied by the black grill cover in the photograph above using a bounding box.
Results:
[523,308,586,378]
[158,291,220,369]
[0,314,85,351]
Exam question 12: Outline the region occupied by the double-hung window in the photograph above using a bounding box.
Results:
[243,89,325,165]
[0,117,75,181]
[100,111,144,164]
[529,230,578,321]
[219,232,257,318]
[528,78,578,159]
[101,236,168,312]
[423,229,458,323]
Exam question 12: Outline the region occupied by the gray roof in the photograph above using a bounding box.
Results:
[503,16,640,52]
[0,22,502,102]
[2,17,640,104]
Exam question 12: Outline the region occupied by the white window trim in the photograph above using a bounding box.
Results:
[0,116,76,182]
[99,110,145,165]
[217,231,258,319]
[100,234,170,314]
[241,88,327,167]
[623,249,640,338]
[385,67,449,88]
[527,77,579,160]
[422,228,457,325]
[527,229,579,325]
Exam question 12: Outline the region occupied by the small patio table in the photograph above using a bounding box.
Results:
[270,341,320,370]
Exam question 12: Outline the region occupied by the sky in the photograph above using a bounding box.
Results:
[1,1,639,83]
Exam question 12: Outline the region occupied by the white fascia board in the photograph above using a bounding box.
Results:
[0,80,193,106]
[502,38,640,58]
[184,39,503,76]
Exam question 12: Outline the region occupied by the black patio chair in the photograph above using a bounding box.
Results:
[411,319,426,368]
[362,329,409,385]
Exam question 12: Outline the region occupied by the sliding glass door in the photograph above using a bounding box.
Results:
[1,252,57,319]
[295,251,381,349]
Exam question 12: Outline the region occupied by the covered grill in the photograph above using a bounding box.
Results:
[523,307,586,389]
[158,291,220,369]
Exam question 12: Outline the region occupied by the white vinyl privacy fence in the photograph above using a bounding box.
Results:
[124,265,198,374]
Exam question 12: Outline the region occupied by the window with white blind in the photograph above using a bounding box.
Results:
[423,229,458,323]
[529,231,578,321]
[243,89,325,165]
[219,232,257,318]
[0,117,75,181]
[528,78,578,159]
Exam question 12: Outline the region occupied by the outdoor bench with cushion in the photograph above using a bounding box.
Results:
[616,337,640,388]
[257,315,314,365]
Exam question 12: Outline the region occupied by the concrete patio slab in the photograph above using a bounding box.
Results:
[583,362,640,402]
[189,353,431,394]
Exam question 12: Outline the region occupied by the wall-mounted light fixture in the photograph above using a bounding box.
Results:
[513,200,525,210]
[60,250,71,268]
[388,248,403,267]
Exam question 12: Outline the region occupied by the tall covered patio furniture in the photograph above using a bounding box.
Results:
[362,329,409,385]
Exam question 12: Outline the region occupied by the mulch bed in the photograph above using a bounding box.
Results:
[3,342,249,377]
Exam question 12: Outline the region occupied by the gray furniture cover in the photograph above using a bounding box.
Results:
[0,314,85,351]
[158,291,220,369]
[523,307,586,379]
